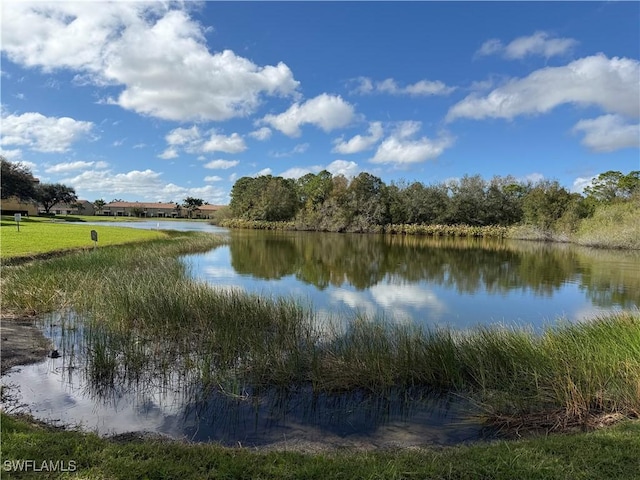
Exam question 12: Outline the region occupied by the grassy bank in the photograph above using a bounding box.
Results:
[0,216,167,260]
[2,413,639,479]
[218,218,510,237]
[2,232,639,429]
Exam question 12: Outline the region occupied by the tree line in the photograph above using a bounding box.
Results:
[229,169,639,233]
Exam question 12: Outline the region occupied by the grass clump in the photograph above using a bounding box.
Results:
[574,200,640,249]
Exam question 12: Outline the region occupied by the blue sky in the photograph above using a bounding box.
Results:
[1,1,638,205]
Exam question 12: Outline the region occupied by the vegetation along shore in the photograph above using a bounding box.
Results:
[212,169,640,249]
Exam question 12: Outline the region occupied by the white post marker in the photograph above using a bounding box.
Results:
[14,213,21,232]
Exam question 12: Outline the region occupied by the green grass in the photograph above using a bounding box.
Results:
[2,413,639,479]
[0,216,168,259]
[574,200,640,249]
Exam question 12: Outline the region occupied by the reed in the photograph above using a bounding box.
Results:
[2,231,638,430]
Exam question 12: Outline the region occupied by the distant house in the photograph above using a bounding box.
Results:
[0,197,39,216]
[193,204,224,219]
[100,201,224,218]
[0,174,40,216]
[38,200,95,216]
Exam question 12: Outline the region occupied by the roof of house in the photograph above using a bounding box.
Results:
[104,201,179,209]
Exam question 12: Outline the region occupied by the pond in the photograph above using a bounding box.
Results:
[184,229,639,330]
[3,223,639,447]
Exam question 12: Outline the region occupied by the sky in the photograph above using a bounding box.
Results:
[1,1,639,205]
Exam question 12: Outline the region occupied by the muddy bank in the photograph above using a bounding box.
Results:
[1,315,51,375]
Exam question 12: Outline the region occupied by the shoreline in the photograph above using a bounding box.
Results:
[0,314,51,376]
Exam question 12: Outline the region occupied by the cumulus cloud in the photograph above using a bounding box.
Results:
[61,168,226,204]
[202,132,246,154]
[279,166,322,179]
[370,122,454,166]
[351,77,456,96]
[477,31,578,59]
[254,168,272,177]
[572,115,640,153]
[332,122,383,154]
[1,112,94,153]
[326,160,359,178]
[277,160,359,180]
[204,159,239,170]
[248,127,272,141]
[203,175,223,182]
[45,160,108,173]
[260,93,356,137]
[1,3,299,122]
[160,126,246,158]
[447,54,639,123]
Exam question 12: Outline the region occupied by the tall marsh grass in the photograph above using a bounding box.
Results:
[2,231,638,429]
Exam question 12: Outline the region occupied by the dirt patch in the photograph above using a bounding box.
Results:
[1,314,51,375]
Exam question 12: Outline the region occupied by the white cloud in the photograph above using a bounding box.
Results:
[1,112,93,153]
[204,159,239,170]
[202,132,246,154]
[204,175,223,182]
[160,127,246,158]
[370,122,454,166]
[45,161,108,174]
[447,54,640,122]
[158,148,179,160]
[248,127,272,141]
[332,122,383,154]
[280,165,322,179]
[0,148,23,161]
[228,173,238,183]
[572,115,640,153]
[61,168,226,204]
[254,168,272,177]
[351,77,456,96]
[522,173,545,184]
[1,3,299,122]
[270,143,309,158]
[326,160,359,178]
[477,31,578,59]
[166,126,201,146]
[260,93,355,137]
[572,176,596,194]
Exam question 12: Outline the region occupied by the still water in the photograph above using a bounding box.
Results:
[184,228,639,329]
[3,222,639,446]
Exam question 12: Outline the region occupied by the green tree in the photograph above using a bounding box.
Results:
[37,183,78,214]
[183,197,204,218]
[1,157,38,201]
[584,170,640,204]
[344,172,389,231]
[522,180,572,230]
[93,199,106,215]
[446,175,487,225]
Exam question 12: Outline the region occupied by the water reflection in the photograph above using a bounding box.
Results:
[3,314,484,446]
[185,230,639,328]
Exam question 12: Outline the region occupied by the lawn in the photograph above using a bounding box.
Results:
[0,216,167,260]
